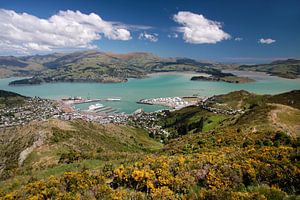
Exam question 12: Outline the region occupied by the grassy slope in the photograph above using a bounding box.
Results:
[1,90,299,199]
[3,51,231,85]
[266,90,300,109]
[238,59,300,79]
[0,119,162,192]
[0,90,28,108]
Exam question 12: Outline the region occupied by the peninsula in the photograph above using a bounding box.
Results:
[190,75,255,83]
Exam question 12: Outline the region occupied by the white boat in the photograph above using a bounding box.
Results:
[88,103,104,111]
[106,98,121,101]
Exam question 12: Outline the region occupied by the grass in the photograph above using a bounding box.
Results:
[239,59,300,79]
[202,115,227,132]
[0,119,163,187]
[0,90,27,108]
[0,159,105,193]
[267,90,300,109]
[272,104,300,137]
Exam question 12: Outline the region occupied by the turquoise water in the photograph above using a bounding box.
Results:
[0,72,299,113]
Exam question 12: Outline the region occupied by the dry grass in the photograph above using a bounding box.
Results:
[268,103,300,137]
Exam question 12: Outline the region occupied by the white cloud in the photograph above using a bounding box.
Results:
[138,32,158,42]
[0,9,132,54]
[173,11,230,44]
[258,38,276,44]
[167,33,178,38]
[113,22,153,31]
[234,37,243,41]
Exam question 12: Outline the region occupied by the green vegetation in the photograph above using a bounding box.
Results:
[0,90,28,108]
[191,75,255,83]
[158,106,228,139]
[1,51,242,85]
[238,59,300,79]
[0,119,162,192]
[0,90,299,199]
[267,90,300,109]
[2,53,299,85]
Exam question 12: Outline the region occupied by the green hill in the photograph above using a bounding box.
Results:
[1,51,235,85]
[0,90,28,108]
[267,90,300,109]
[0,119,162,192]
[238,59,300,79]
[0,90,299,199]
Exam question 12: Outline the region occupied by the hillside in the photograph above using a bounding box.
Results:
[0,90,28,108]
[4,54,299,86]
[1,51,244,85]
[0,90,299,199]
[267,90,300,109]
[238,59,300,79]
[0,119,162,191]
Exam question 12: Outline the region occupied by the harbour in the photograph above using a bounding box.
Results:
[1,72,300,114]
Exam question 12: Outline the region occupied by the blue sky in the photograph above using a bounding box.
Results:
[0,0,299,63]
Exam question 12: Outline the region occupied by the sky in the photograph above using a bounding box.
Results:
[0,0,300,63]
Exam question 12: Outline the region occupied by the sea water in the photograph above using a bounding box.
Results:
[0,72,299,113]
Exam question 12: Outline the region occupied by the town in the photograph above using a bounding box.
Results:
[0,94,245,129]
[0,97,61,128]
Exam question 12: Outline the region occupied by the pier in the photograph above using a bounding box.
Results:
[137,96,201,109]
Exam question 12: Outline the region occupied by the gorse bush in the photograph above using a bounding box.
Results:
[112,146,299,197]
[3,145,298,199]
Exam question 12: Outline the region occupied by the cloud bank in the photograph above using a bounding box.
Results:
[173,11,230,44]
[138,32,158,42]
[258,38,276,44]
[0,9,131,54]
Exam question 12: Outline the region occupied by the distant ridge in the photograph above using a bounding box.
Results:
[237,59,300,79]
[3,50,229,85]
[1,51,299,80]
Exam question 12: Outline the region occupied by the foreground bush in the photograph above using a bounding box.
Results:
[2,145,299,199]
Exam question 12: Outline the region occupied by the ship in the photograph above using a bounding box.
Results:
[87,103,104,111]
[105,98,121,101]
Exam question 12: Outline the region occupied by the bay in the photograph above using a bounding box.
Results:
[0,72,299,114]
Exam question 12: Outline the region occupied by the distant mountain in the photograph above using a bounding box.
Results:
[0,55,44,77]
[0,56,28,68]
[2,52,299,85]
[2,51,228,85]
[238,59,300,79]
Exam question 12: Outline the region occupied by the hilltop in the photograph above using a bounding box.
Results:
[0,90,299,199]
